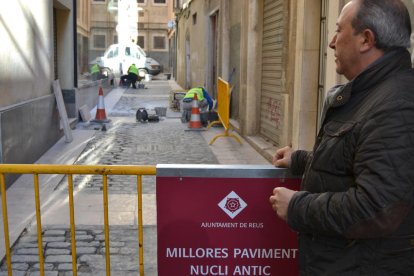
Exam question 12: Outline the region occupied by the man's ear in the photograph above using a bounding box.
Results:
[360,29,376,52]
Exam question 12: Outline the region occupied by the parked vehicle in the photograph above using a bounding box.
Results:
[93,43,162,77]
[145,57,162,76]
[94,43,146,77]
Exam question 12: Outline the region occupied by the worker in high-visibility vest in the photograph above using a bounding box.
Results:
[120,64,139,89]
[181,87,214,123]
[90,63,101,81]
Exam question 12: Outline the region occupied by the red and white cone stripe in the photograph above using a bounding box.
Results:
[188,93,202,129]
[92,86,110,123]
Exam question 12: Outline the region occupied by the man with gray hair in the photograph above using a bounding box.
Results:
[270,0,414,274]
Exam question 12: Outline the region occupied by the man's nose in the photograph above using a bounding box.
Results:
[329,35,336,49]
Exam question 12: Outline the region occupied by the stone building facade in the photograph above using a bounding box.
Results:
[173,0,414,161]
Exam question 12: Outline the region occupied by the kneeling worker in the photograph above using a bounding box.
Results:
[120,64,138,89]
[90,63,102,81]
[181,87,213,123]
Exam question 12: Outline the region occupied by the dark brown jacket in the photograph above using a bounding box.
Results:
[288,48,414,275]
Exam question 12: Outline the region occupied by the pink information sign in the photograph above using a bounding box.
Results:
[156,165,301,276]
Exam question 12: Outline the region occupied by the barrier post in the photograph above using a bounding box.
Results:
[0,173,12,275]
[33,174,45,276]
[137,175,145,276]
[102,174,111,275]
[68,174,78,276]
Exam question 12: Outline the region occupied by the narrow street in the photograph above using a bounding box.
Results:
[3,1,414,275]
[0,79,269,275]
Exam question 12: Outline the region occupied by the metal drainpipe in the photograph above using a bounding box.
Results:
[73,0,78,88]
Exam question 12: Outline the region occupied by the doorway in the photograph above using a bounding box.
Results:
[208,11,219,98]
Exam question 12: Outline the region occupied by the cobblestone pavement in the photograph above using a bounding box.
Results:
[0,225,156,276]
[0,81,219,275]
[109,83,171,117]
[70,119,218,194]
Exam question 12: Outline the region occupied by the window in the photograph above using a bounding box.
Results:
[93,35,106,48]
[137,0,145,3]
[153,36,166,49]
[139,11,145,17]
[125,47,131,56]
[137,36,145,48]
[154,0,166,4]
[107,47,118,59]
[93,0,105,2]
[114,35,118,44]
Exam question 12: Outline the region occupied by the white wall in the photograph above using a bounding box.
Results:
[0,0,54,107]
[0,0,76,181]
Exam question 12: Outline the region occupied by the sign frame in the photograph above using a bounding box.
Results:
[156,164,301,276]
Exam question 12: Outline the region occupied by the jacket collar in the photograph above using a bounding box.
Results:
[329,48,411,108]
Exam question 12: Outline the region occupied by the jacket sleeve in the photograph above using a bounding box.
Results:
[287,99,414,239]
[290,150,312,176]
[202,88,214,110]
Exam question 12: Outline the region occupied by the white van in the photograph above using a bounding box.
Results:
[145,57,162,76]
[95,43,148,77]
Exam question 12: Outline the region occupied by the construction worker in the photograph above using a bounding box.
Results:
[120,64,139,89]
[90,63,101,81]
[181,87,213,123]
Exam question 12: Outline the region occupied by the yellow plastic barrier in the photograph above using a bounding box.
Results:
[0,164,156,276]
[208,78,242,145]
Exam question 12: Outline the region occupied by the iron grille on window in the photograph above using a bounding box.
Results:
[94,35,106,48]
[153,36,166,49]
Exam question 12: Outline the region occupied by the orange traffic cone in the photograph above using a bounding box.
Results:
[188,93,203,129]
[91,86,110,123]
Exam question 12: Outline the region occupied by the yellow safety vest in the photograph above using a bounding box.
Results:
[128,65,138,75]
[183,87,205,101]
[91,64,100,74]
